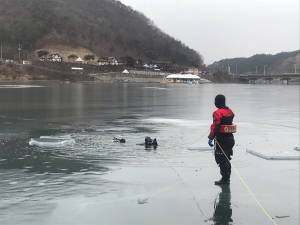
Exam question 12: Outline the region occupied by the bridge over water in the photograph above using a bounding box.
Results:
[239,73,300,84]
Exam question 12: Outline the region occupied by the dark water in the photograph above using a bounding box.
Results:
[0,82,299,224]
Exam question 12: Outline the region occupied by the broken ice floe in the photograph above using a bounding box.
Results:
[138,198,148,204]
[29,135,75,147]
[246,149,300,160]
[187,147,214,151]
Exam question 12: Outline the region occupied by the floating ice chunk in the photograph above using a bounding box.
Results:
[246,149,300,160]
[275,215,290,218]
[29,135,75,147]
[138,198,148,204]
[187,147,214,151]
[9,182,18,185]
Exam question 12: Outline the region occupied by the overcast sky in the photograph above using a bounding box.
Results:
[120,0,299,65]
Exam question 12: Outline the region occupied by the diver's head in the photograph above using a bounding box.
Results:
[214,94,226,108]
[145,136,152,146]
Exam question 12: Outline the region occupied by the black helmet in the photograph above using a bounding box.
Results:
[145,136,152,146]
[215,94,226,108]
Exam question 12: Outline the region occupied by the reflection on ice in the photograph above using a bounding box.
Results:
[29,135,75,147]
[141,87,170,90]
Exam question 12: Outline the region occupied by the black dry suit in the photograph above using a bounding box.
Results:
[144,136,158,149]
[209,94,235,182]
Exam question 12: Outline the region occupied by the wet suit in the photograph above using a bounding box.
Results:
[113,137,125,143]
[208,94,235,183]
[137,137,158,149]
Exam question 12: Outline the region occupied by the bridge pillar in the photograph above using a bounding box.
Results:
[281,78,291,85]
[263,78,273,84]
[249,78,257,84]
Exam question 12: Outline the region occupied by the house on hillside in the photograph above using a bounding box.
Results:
[98,57,110,65]
[48,53,63,62]
[22,60,32,65]
[97,57,119,65]
[187,67,198,75]
[150,60,172,70]
[118,60,125,66]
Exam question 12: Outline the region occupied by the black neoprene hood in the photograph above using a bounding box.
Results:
[215,94,226,108]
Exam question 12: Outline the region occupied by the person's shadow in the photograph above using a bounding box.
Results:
[207,185,233,224]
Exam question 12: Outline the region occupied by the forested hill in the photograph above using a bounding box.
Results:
[207,50,300,75]
[0,0,202,67]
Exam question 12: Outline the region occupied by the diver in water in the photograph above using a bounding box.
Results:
[137,136,158,149]
[145,136,152,147]
[113,137,126,143]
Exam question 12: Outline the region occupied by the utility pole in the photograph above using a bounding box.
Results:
[294,63,297,74]
[236,63,237,75]
[0,43,2,59]
[228,63,230,74]
[18,43,21,60]
[264,65,267,75]
[255,66,257,75]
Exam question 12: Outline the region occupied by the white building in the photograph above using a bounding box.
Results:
[166,74,200,83]
[49,53,63,62]
[97,57,119,65]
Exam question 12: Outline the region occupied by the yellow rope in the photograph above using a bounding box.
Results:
[154,128,277,224]
[214,138,277,225]
[155,129,210,154]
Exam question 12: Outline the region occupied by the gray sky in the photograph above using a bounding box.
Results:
[120,0,299,65]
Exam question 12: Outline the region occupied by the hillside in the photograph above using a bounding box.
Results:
[207,50,300,75]
[0,0,203,68]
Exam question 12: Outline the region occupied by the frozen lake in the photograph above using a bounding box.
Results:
[0,82,299,225]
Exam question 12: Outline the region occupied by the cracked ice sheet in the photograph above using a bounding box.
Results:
[44,147,299,225]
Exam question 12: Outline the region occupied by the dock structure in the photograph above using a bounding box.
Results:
[239,73,300,84]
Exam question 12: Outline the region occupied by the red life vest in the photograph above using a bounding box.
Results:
[219,124,236,133]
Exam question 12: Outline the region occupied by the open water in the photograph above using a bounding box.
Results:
[0,82,299,224]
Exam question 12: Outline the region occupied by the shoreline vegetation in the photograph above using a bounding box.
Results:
[0,60,242,84]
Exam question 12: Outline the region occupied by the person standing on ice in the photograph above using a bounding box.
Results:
[208,94,236,185]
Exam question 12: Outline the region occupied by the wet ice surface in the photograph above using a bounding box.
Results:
[0,82,299,225]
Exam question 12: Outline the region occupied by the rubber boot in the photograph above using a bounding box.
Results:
[215,178,230,185]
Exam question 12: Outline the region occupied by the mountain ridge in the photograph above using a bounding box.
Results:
[0,0,203,68]
[207,50,300,75]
